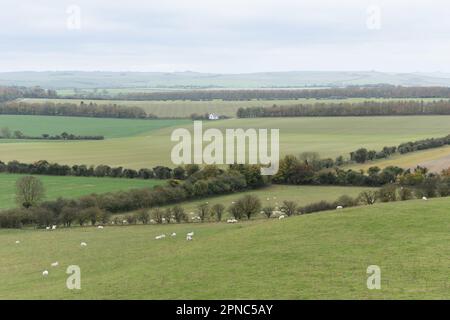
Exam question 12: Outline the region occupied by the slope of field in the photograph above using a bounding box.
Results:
[160,185,375,215]
[1,116,450,169]
[21,97,449,118]
[1,197,450,299]
[349,145,450,172]
[0,115,189,139]
[0,174,165,209]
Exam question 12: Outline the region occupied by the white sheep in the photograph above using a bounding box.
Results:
[278,215,285,220]
[42,270,49,277]
[227,219,238,223]
[422,196,428,201]
[171,232,176,237]
[98,225,104,229]
[15,240,20,244]
[51,225,57,230]
[80,242,87,247]
[45,226,50,230]
[155,234,166,240]
[336,206,343,209]
[187,232,194,237]
[186,235,193,241]
[51,262,59,267]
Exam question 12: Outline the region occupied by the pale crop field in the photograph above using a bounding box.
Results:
[1,197,450,299]
[1,116,450,169]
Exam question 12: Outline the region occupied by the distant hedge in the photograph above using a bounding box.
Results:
[237,100,450,118]
[0,101,156,119]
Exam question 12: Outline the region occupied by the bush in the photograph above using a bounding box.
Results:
[280,200,298,216]
[377,184,397,202]
[399,187,414,201]
[299,201,335,214]
[357,191,378,205]
[211,203,225,222]
[334,195,357,208]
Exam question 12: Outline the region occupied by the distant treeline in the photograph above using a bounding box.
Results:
[0,86,57,102]
[62,86,450,101]
[0,101,156,119]
[237,100,450,118]
[0,128,104,141]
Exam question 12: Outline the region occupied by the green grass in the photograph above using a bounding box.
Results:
[0,115,189,139]
[1,116,450,169]
[1,197,450,299]
[0,174,165,209]
[22,97,449,118]
[161,185,375,215]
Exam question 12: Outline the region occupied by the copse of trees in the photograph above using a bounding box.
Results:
[0,101,156,119]
[0,86,57,102]
[237,100,450,118]
[273,154,405,187]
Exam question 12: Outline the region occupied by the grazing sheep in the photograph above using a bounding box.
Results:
[42,270,49,277]
[336,206,343,209]
[51,225,57,230]
[171,232,176,237]
[422,196,428,201]
[155,234,166,240]
[51,262,59,267]
[278,215,285,220]
[45,226,50,230]
[227,219,238,223]
[187,232,194,237]
[98,225,104,229]
[186,235,193,241]
[80,242,87,247]
[15,240,20,244]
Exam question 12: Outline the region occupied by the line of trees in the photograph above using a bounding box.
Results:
[0,128,104,140]
[347,134,450,164]
[0,101,156,119]
[0,160,207,180]
[62,85,450,101]
[236,100,450,118]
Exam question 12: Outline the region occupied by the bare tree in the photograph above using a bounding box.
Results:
[16,176,45,208]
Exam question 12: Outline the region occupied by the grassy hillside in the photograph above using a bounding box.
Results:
[1,116,450,169]
[160,185,375,215]
[1,197,450,299]
[0,174,164,209]
[0,115,189,139]
[21,97,449,118]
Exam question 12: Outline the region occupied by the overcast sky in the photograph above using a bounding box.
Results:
[1,0,450,73]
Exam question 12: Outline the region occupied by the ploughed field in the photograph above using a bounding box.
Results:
[1,115,450,170]
[1,197,449,299]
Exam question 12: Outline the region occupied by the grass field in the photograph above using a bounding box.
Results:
[1,197,449,299]
[160,185,375,215]
[1,116,450,169]
[22,97,449,118]
[0,174,165,209]
[0,115,189,139]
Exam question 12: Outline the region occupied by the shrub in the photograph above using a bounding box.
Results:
[280,200,298,216]
[211,203,225,222]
